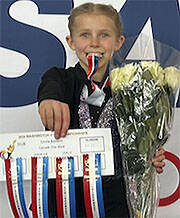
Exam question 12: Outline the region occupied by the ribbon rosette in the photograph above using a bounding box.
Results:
[110,39,180,218]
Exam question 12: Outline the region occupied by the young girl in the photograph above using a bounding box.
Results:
[38,3,165,217]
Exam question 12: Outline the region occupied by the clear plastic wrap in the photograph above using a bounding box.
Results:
[110,38,180,218]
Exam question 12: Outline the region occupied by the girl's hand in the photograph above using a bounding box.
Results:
[152,148,166,174]
[38,99,70,139]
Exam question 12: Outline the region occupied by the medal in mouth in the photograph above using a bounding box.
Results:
[86,53,103,59]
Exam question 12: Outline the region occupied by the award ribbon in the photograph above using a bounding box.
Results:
[42,157,49,218]
[56,157,76,218]
[83,153,105,218]
[31,157,38,218]
[16,158,29,218]
[31,157,49,218]
[80,55,110,107]
[95,154,105,218]
[5,158,29,218]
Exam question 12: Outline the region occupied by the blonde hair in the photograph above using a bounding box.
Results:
[68,3,123,37]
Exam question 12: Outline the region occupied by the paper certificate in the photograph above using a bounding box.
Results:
[0,128,114,181]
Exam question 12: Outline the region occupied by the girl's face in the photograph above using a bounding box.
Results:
[66,13,124,81]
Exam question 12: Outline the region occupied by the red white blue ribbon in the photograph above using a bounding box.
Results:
[80,55,110,107]
[5,158,29,218]
[87,55,99,90]
[31,157,49,218]
[56,157,76,218]
[83,153,105,218]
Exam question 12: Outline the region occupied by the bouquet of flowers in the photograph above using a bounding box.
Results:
[110,39,180,218]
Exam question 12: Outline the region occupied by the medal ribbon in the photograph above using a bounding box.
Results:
[31,157,49,218]
[83,153,105,218]
[5,158,29,218]
[87,55,99,92]
[56,157,76,218]
[80,55,110,107]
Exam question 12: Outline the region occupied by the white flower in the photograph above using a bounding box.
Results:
[141,61,165,86]
[110,63,137,90]
[164,66,180,90]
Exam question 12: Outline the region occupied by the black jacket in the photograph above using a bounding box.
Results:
[37,63,130,217]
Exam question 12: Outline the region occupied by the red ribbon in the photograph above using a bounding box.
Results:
[31,157,38,218]
[56,157,64,218]
[5,159,20,218]
[83,154,93,218]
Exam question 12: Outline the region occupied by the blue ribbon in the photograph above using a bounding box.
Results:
[95,154,105,218]
[16,158,29,218]
[68,157,76,218]
[42,157,49,218]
